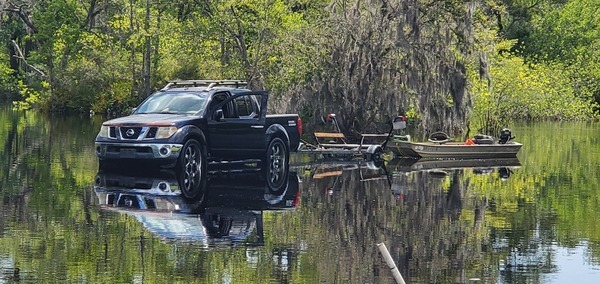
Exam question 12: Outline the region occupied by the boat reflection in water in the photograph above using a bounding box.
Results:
[295,158,390,196]
[388,157,521,199]
[389,157,521,177]
[94,166,301,246]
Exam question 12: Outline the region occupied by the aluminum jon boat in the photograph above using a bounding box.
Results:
[389,129,522,159]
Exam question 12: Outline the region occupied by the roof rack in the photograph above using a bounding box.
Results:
[160,80,248,91]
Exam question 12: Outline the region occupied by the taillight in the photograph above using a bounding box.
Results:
[297,117,303,136]
[293,186,301,207]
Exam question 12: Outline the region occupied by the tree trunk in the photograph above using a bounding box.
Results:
[295,0,474,136]
[142,0,152,97]
[129,0,137,98]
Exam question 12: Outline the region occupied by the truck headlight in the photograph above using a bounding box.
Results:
[97,125,110,138]
[156,126,178,139]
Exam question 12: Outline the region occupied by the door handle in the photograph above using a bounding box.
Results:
[251,125,264,129]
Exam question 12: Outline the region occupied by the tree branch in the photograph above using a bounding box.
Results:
[3,2,38,33]
[11,40,46,77]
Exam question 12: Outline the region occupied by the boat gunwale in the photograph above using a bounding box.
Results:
[404,141,523,147]
[389,140,522,158]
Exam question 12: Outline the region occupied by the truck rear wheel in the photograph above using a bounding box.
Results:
[266,137,289,192]
[178,139,207,200]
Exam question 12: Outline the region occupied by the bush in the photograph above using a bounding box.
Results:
[469,40,598,135]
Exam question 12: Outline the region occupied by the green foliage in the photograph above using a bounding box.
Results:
[469,39,597,135]
[0,14,23,100]
[2,0,599,128]
[30,0,84,62]
[12,79,50,110]
[522,0,600,110]
[156,0,324,91]
[526,0,599,63]
[491,0,545,52]
[405,107,420,121]
[0,56,19,99]
[58,31,133,113]
[0,0,330,115]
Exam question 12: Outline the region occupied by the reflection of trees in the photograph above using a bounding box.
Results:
[0,106,112,282]
[297,168,495,283]
[0,106,100,197]
[393,170,489,283]
[0,105,305,283]
[473,122,600,282]
[1,107,599,283]
[294,160,587,283]
[486,186,557,283]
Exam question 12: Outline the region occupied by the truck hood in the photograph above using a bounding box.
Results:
[102,114,201,126]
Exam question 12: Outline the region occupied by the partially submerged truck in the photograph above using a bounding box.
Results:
[95,80,302,199]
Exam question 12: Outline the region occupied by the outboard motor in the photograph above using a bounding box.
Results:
[499,167,511,181]
[498,128,514,144]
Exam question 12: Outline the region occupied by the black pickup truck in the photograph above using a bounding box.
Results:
[95,80,302,198]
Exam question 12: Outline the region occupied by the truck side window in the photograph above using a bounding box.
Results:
[223,101,235,118]
[210,92,235,118]
[210,94,226,111]
[235,96,251,117]
[235,95,260,119]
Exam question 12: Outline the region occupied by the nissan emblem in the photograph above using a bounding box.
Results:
[126,129,135,137]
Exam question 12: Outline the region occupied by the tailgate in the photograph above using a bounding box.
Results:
[266,114,301,151]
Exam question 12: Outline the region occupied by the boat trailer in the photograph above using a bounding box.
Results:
[298,114,407,162]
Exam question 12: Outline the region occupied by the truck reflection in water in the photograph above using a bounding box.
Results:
[94,167,301,246]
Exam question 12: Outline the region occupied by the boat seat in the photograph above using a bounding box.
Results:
[314,132,346,139]
[314,132,348,145]
[473,134,494,144]
[428,132,451,144]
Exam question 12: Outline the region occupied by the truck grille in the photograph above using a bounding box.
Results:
[105,126,160,140]
[146,127,157,138]
[119,127,143,140]
[109,127,117,138]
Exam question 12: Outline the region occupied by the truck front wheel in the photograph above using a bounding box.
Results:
[178,139,207,200]
[266,137,289,192]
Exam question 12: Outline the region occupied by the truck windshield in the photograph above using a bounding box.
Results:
[135,91,209,115]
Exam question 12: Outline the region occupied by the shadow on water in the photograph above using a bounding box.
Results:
[94,166,301,247]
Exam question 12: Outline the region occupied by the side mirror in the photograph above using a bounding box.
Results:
[215,109,224,121]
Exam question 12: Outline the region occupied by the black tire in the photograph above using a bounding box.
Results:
[266,137,289,192]
[368,146,384,163]
[178,139,207,200]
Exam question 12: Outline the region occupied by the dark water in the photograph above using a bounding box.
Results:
[1,104,600,283]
